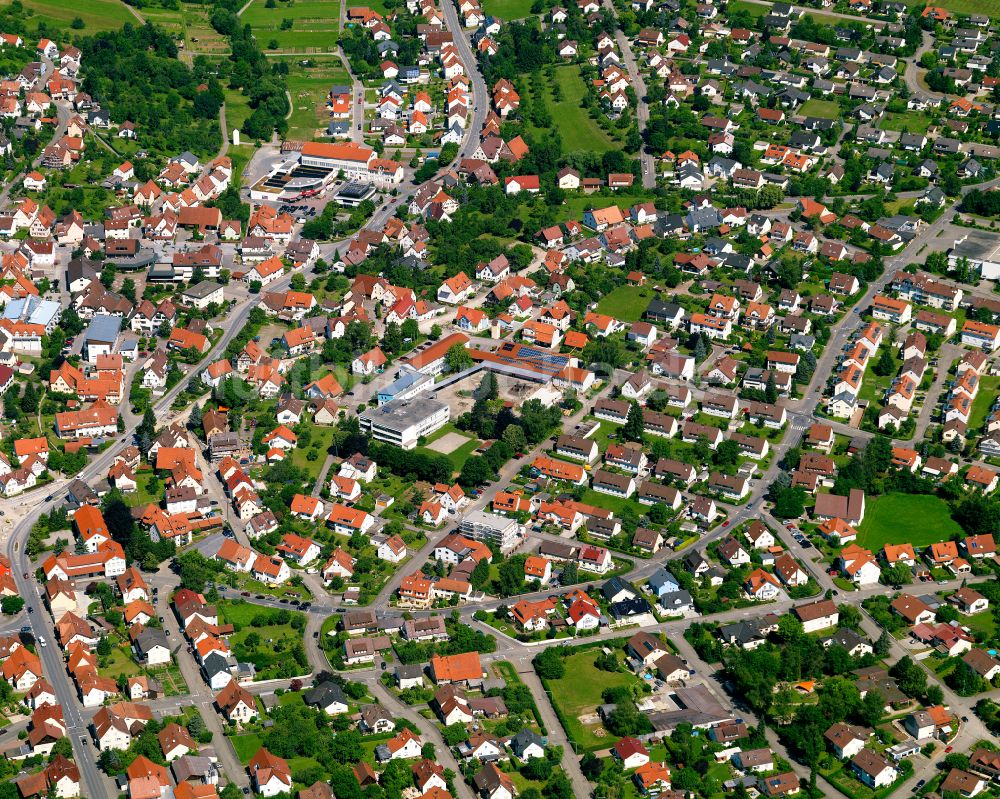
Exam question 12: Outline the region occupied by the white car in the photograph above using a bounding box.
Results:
[38,636,46,647]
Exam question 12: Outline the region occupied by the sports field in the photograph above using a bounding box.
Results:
[856,493,963,548]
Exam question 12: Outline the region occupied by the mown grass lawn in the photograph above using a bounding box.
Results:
[230,733,264,763]
[482,0,537,18]
[597,285,657,323]
[416,423,481,474]
[99,645,141,680]
[965,610,996,639]
[545,649,640,753]
[970,375,1000,430]
[856,493,963,549]
[536,65,620,154]
[881,111,933,133]
[579,488,640,518]
[799,99,841,119]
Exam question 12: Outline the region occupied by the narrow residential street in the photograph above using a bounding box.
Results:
[602,0,655,188]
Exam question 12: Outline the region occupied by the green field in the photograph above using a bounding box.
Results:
[544,649,640,752]
[553,193,653,226]
[18,0,135,32]
[579,488,636,517]
[538,65,620,154]
[728,0,768,17]
[596,285,656,323]
[799,99,841,120]
[139,4,231,57]
[242,0,341,52]
[881,111,934,134]
[230,733,265,763]
[856,493,963,548]
[284,61,353,140]
[224,89,253,135]
[969,375,1000,430]
[897,0,1000,16]
[290,422,337,482]
[965,609,996,639]
[220,601,308,680]
[416,423,482,474]
[482,0,537,18]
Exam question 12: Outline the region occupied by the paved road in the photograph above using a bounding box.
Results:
[440,0,488,162]
[602,0,655,188]
[903,31,943,99]
[738,0,887,27]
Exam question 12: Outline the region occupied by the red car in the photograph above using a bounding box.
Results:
[722,520,730,527]
[945,746,954,753]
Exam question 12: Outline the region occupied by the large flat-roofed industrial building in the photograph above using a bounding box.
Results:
[299,141,375,175]
[458,510,522,552]
[359,395,449,449]
[949,229,1000,280]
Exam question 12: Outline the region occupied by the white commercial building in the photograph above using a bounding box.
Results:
[458,510,522,553]
[359,395,449,449]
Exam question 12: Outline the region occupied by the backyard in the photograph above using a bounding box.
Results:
[856,493,963,548]
[881,111,934,133]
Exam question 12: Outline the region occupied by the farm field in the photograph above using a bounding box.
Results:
[482,0,537,18]
[544,648,639,753]
[242,0,341,52]
[18,0,134,32]
[856,493,963,548]
[348,0,389,13]
[596,284,656,323]
[138,4,230,57]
